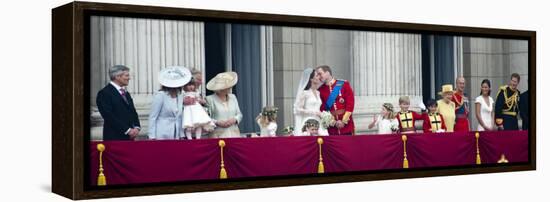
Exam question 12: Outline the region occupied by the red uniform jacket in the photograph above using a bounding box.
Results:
[395,111,422,133]
[319,79,355,135]
[422,112,447,133]
[452,92,470,132]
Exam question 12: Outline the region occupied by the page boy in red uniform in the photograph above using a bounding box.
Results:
[422,99,447,133]
[396,96,422,134]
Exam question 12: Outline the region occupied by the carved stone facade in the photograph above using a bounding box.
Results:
[89,17,528,139]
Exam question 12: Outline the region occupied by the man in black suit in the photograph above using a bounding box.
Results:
[96,65,141,140]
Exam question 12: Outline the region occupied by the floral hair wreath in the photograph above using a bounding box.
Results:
[383,103,394,112]
[304,119,320,128]
[261,106,279,117]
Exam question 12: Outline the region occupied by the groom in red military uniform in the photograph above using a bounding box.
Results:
[316,65,355,135]
[452,77,470,132]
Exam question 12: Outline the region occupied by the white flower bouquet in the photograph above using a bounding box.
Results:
[390,121,399,133]
[320,111,335,129]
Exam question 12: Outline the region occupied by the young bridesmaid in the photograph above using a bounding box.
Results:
[368,103,399,134]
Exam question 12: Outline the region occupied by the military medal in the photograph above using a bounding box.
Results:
[339,97,345,103]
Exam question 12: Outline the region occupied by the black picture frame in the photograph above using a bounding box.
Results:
[52,1,536,200]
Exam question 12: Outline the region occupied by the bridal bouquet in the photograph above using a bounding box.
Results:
[320,111,335,129]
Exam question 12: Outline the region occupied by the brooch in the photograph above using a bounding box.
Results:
[339,97,345,103]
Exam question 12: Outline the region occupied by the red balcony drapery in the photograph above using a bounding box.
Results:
[89,130,528,186]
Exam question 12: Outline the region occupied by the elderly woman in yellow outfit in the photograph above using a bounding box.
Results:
[437,84,456,132]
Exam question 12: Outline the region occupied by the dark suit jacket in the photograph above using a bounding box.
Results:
[96,84,141,140]
[520,90,529,130]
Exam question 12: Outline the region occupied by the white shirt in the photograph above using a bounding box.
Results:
[110,81,125,92]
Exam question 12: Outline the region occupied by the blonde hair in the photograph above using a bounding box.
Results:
[399,96,410,104]
[190,68,202,77]
[382,103,395,119]
[257,106,278,127]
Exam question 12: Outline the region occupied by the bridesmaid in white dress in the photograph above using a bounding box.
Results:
[367,103,399,134]
[293,68,329,136]
[475,79,495,131]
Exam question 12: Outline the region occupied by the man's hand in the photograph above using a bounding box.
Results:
[128,128,140,139]
[335,120,345,129]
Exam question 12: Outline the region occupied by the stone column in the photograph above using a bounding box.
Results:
[351,31,423,133]
[89,16,205,140]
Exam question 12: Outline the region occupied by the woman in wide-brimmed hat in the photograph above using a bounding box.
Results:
[205,72,243,138]
[148,66,192,140]
[437,84,457,132]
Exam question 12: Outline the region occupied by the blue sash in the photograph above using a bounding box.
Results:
[325,80,344,111]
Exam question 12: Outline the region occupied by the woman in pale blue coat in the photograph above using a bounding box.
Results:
[148,67,192,140]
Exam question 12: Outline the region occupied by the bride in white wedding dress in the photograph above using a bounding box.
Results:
[293,68,329,136]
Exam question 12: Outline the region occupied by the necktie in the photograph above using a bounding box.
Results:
[120,88,129,104]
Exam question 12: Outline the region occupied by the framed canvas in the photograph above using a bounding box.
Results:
[52,1,536,200]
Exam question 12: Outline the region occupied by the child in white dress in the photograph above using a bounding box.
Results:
[302,119,320,136]
[368,103,399,134]
[182,80,214,140]
[256,106,278,137]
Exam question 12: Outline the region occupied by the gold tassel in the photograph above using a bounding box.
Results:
[317,138,325,173]
[475,132,481,165]
[402,135,409,168]
[97,143,107,186]
[497,154,509,163]
[219,140,228,179]
[220,167,227,179]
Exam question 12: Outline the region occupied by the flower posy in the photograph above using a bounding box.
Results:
[320,111,335,129]
[282,126,294,134]
[390,121,399,132]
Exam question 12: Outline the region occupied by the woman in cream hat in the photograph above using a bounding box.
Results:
[437,84,457,132]
[148,66,192,140]
[205,72,243,138]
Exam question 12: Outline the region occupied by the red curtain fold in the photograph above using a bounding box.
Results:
[478,130,528,164]
[90,139,220,185]
[406,132,477,168]
[322,135,403,172]
[223,136,318,178]
[89,131,529,186]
